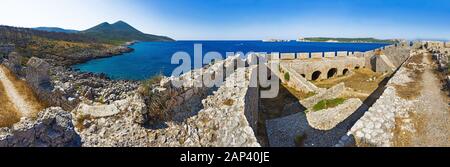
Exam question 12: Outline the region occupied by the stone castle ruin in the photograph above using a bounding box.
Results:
[2,41,437,147]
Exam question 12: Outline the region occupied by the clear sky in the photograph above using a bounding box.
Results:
[0,0,449,40]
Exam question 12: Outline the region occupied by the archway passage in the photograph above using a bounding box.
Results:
[327,68,338,79]
[343,69,349,76]
[311,71,322,81]
[355,66,360,70]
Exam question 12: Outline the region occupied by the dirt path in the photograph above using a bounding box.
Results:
[410,54,450,146]
[0,65,41,117]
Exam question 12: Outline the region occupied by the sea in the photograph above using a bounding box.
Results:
[73,41,388,81]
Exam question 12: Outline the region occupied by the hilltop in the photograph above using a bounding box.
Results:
[81,21,174,44]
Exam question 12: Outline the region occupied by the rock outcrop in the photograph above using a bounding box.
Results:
[0,107,80,147]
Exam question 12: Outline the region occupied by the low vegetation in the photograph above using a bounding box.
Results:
[294,133,307,147]
[312,98,346,111]
[0,66,46,117]
[139,74,171,122]
[139,74,164,96]
[223,99,235,106]
[284,72,290,81]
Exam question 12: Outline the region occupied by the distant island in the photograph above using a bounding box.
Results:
[34,20,175,45]
[34,27,79,34]
[298,37,399,44]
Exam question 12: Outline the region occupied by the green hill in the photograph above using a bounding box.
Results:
[81,21,174,44]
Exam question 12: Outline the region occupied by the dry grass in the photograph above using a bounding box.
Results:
[0,81,21,127]
[392,116,413,147]
[393,54,424,100]
[313,68,386,101]
[0,65,45,118]
[223,99,235,106]
[283,83,316,100]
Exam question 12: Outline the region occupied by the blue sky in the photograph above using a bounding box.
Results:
[0,0,449,40]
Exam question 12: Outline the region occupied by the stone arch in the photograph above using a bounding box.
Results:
[342,69,349,76]
[355,66,360,70]
[311,71,322,81]
[327,68,338,79]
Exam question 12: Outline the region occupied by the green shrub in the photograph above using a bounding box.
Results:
[312,98,346,111]
[294,134,307,147]
[284,72,290,81]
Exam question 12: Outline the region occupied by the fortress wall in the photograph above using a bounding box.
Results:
[311,52,323,59]
[244,66,260,134]
[324,52,336,58]
[285,57,365,81]
[280,53,296,60]
[297,52,310,59]
[279,62,321,93]
[337,51,348,57]
[269,52,280,60]
[363,50,375,69]
[337,53,416,147]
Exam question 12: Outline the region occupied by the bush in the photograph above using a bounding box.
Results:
[139,74,163,96]
[284,72,290,81]
[294,134,307,147]
[312,98,346,111]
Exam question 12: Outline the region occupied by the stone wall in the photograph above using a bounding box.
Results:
[0,107,81,147]
[278,63,321,93]
[300,83,345,109]
[324,52,335,58]
[297,52,309,59]
[281,56,365,81]
[336,54,417,147]
[244,67,260,134]
[25,57,79,111]
[337,51,348,57]
[149,66,261,147]
[311,52,323,59]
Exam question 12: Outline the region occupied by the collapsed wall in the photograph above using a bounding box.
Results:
[150,66,260,147]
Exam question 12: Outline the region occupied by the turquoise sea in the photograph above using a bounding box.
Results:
[73,41,388,80]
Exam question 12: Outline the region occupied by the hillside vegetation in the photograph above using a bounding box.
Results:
[80,21,174,45]
[0,25,115,65]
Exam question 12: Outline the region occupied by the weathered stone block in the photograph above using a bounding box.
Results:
[324,52,335,58]
[280,53,296,60]
[311,52,323,59]
[297,52,309,59]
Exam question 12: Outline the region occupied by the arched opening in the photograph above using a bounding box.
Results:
[327,68,338,79]
[342,69,349,76]
[311,71,322,81]
[301,74,306,78]
[355,66,360,70]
